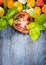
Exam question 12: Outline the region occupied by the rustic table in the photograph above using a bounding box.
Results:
[0,26,46,65]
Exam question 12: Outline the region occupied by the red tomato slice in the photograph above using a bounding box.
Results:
[13,12,33,34]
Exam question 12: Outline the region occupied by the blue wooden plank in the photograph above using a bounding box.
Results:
[0,27,46,65]
[1,27,26,65]
[25,32,45,65]
[0,34,3,65]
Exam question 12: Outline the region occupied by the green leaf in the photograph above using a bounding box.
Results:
[34,14,46,24]
[36,24,45,31]
[22,4,28,10]
[29,27,40,41]
[8,18,13,26]
[0,16,8,30]
[28,22,45,31]
[4,0,6,9]
[28,22,36,29]
[7,6,18,19]
[43,23,46,28]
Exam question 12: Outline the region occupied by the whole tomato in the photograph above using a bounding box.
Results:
[0,0,4,5]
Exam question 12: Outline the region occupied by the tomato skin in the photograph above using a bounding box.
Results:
[43,0,46,1]
[13,12,33,34]
[0,0,4,5]
[34,7,41,15]
[42,5,46,13]
[6,0,14,8]
[36,0,44,7]
[27,0,35,8]
[0,7,4,17]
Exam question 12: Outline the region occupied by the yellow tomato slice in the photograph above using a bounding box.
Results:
[27,0,35,8]
[14,1,23,12]
[0,7,4,17]
[34,7,41,15]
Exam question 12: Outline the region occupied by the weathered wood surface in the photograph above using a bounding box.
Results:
[0,26,46,65]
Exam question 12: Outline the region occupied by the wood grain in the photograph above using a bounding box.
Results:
[0,26,46,65]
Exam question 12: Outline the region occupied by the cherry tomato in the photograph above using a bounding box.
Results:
[14,1,23,12]
[13,12,33,34]
[34,7,41,15]
[36,0,44,7]
[0,0,4,5]
[0,7,4,17]
[6,0,14,8]
[27,0,35,8]
[42,5,46,13]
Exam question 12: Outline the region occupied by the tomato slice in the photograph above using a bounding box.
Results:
[13,12,33,34]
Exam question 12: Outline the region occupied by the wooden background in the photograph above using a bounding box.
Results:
[0,0,46,64]
[0,26,46,65]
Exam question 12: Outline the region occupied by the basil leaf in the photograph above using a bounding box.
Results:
[8,18,13,26]
[0,16,8,30]
[22,4,28,10]
[28,22,36,29]
[29,27,40,41]
[28,22,45,31]
[34,14,46,24]
[4,0,6,9]
[36,24,45,31]
[43,23,46,28]
[7,6,18,19]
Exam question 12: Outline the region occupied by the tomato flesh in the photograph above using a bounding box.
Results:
[13,12,33,34]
